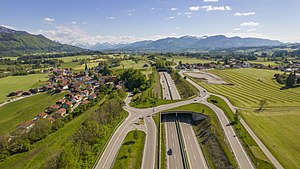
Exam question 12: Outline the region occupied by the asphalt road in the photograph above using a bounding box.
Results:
[164,115,184,169]
[160,72,172,100]
[162,72,181,100]
[178,115,208,169]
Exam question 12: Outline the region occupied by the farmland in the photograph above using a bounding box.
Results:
[165,56,215,64]
[0,92,66,134]
[112,60,149,70]
[189,68,300,169]
[0,74,48,103]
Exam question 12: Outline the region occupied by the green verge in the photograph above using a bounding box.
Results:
[112,130,146,169]
[207,95,274,169]
[171,71,198,99]
[152,114,160,169]
[0,92,66,134]
[160,118,166,169]
[130,98,179,108]
[167,103,238,168]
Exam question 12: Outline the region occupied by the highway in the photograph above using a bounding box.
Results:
[178,114,208,169]
[164,114,184,169]
[159,72,181,100]
[160,71,207,169]
[94,68,277,169]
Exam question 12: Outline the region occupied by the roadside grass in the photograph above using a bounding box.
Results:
[171,72,198,99]
[152,114,160,169]
[208,95,274,169]
[0,92,66,134]
[191,68,300,108]
[0,74,48,103]
[153,71,162,99]
[129,98,179,108]
[167,103,238,168]
[165,56,214,64]
[112,130,146,169]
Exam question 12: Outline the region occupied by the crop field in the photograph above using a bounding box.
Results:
[0,92,66,134]
[248,60,278,66]
[191,68,300,108]
[0,74,49,103]
[190,68,300,169]
[165,56,215,64]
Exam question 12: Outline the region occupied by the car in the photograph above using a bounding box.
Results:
[167,148,173,155]
[194,99,197,101]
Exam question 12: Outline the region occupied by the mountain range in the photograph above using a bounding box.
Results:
[0,26,85,56]
[84,35,283,52]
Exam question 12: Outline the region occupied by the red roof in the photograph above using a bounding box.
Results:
[37,112,48,118]
[18,121,35,128]
[55,108,67,115]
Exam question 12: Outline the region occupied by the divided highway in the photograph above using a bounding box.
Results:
[160,71,207,169]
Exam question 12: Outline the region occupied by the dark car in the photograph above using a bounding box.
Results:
[167,148,173,155]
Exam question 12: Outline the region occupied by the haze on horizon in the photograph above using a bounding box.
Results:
[1,0,299,45]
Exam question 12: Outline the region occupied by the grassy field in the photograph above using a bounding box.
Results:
[113,60,148,70]
[242,109,300,169]
[141,69,153,79]
[112,130,146,169]
[165,56,214,64]
[191,68,300,108]
[248,60,279,66]
[152,114,161,169]
[0,74,48,103]
[190,68,300,169]
[0,92,66,134]
[167,103,238,168]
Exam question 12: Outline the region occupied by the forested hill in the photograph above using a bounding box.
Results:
[0,26,85,56]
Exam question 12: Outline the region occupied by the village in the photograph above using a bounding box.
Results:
[7,65,121,131]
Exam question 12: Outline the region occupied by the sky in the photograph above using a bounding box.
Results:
[1,0,300,45]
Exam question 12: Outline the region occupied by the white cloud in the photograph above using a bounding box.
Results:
[171,8,177,11]
[177,12,182,15]
[235,12,255,16]
[176,27,180,30]
[0,25,16,30]
[189,6,201,11]
[233,28,241,31]
[105,16,115,20]
[167,16,175,20]
[128,13,133,16]
[42,17,55,24]
[189,5,231,12]
[247,28,257,32]
[203,0,218,2]
[31,26,144,45]
[240,22,259,27]
[82,22,87,25]
[71,21,77,25]
[202,5,232,11]
[184,12,192,18]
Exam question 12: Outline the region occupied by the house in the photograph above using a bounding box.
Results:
[88,93,97,100]
[58,83,69,90]
[46,104,61,113]
[22,91,32,96]
[35,112,48,120]
[15,90,23,96]
[63,101,73,109]
[53,108,67,118]
[81,100,89,105]
[46,116,55,123]
[17,121,35,130]
[56,98,66,105]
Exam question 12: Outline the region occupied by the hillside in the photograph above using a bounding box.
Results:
[0,26,85,56]
[86,35,283,52]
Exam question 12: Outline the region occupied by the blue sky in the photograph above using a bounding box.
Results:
[1,0,300,45]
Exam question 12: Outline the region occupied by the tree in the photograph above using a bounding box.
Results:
[234,110,240,124]
[286,72,296,88]
[258,99,267,112]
